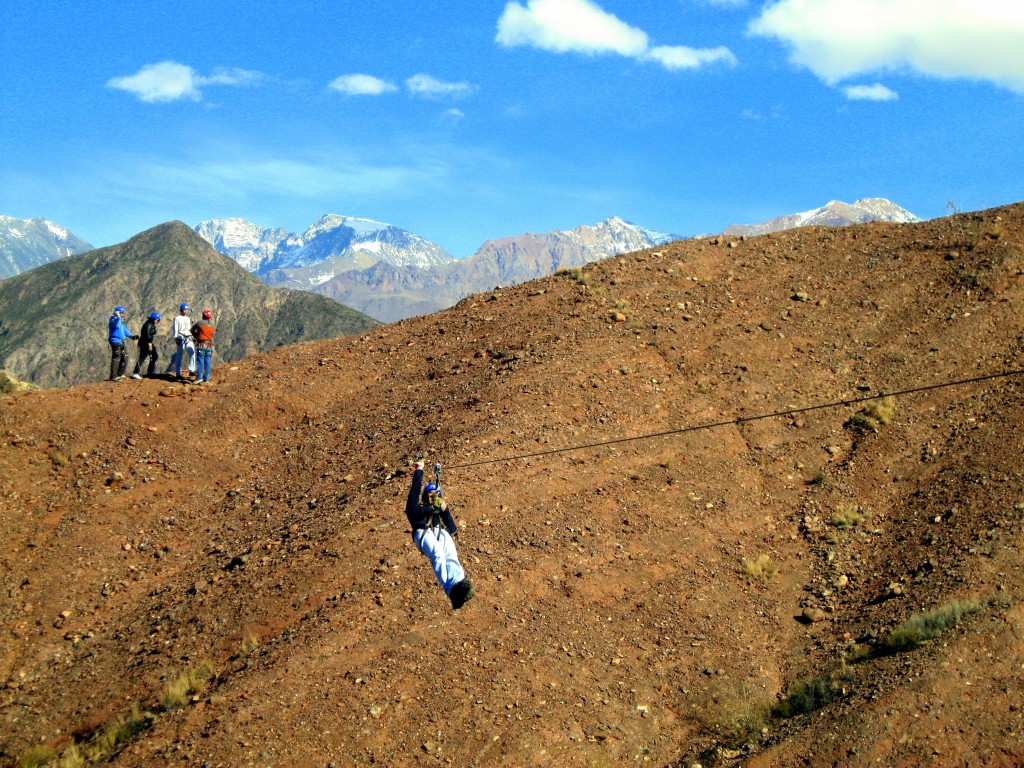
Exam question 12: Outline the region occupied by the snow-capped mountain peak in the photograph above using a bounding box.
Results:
[0,215,92,279]
[195,215,455,286]
[723,198,921,237]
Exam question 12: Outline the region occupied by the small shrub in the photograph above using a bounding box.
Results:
[877,599,982,654]
[240,630,260,655]
[830,504,865,530]
[845,642,873,663]
[696,681,773,748]
[771,674,839,719]
[84,704,153,761]
[58,743,85,768]
[807,471,826,485]
[555,266,589,286]
[49,451,70,468]
[864,396,895,425]
[847,396,895,433]
[161,661,213,710]
[741,554,778,581]
[17,744,55,768]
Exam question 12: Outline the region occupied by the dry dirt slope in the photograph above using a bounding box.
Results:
[0,204,1022,767]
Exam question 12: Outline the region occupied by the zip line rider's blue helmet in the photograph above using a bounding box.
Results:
[114,306,125,314]
[150,312,161,320]
[423,483,442,496]
[180,303,190,311]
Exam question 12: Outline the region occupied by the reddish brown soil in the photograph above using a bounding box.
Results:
[2,205,1023,767]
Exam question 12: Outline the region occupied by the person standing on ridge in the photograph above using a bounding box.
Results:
[131,312,162,379]
[172,303,196,380]
[404,460,474,609]
[107,306,138,381]
[190,309,216,384]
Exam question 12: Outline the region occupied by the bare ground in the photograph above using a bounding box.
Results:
[1,204,1023,767]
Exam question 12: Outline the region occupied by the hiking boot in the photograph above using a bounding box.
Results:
[131,374,142,380]
[450,578,475,610]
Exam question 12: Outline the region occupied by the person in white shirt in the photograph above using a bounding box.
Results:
[171,303,196,379]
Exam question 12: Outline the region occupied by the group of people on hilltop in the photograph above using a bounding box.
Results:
[107,303,217,384]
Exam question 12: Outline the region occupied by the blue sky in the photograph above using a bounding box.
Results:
[2,0,1022,257]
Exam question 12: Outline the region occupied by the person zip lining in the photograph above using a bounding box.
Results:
[405,460,474,610]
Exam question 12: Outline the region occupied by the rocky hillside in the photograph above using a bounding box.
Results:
[0,222,379,388]
[0,216,92,279]
[0,204,1021,767]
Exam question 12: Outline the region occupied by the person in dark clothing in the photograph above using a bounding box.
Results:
[131,312,162,379]
[405,460,474,609]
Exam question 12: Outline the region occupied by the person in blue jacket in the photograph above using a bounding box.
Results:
[405,460,475,609]
[107,306,138,381]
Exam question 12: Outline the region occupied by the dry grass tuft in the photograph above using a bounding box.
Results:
[161,661,213,710]
[830,503,865,530]
[741,554,778,581]
[17,745,55,768]
[877,599,983,654]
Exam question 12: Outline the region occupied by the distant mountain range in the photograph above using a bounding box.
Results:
[195,215,681,322]
[0,198,923,325]
[722,198,920,237]
[0,215,92,279]
[0,222,378,388]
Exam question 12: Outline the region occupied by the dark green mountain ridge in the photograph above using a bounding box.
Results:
[0,221,379,388]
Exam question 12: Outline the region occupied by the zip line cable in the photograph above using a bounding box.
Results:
[447,369,1024,470]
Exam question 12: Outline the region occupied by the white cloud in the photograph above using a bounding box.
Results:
[203,67,265,87]
[406,74,476,99]
[496,0,648,56]
[108,61,201,102]
[646,45,737,70]
[749,0,1024,93]
[496,0,735,71]
[844,83,898,101]
[107,61,265,102]
[329,74,399,96]
[444,108,466,121]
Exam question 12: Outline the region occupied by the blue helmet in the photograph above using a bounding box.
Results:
[180,303,190,311]
[149,312,161,320]
[114,306,126,314]
[423,484,442,496]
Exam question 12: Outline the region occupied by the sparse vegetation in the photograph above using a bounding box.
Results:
[830,504,865,530]
[17,745,55,768]
[49,451,69,468]
[695,681,773,749]
[741,554,778,581]
[771,673,841,719]
[555,266,589,286]
[161,661,213,710]
[847,396,895,432]
[57,743,84,768]
[240,630,260,655]
[807,470,826,485]
[876,599,983,654]
[77,704,154,763]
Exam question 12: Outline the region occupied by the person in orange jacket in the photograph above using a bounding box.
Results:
[190,309,216,384]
